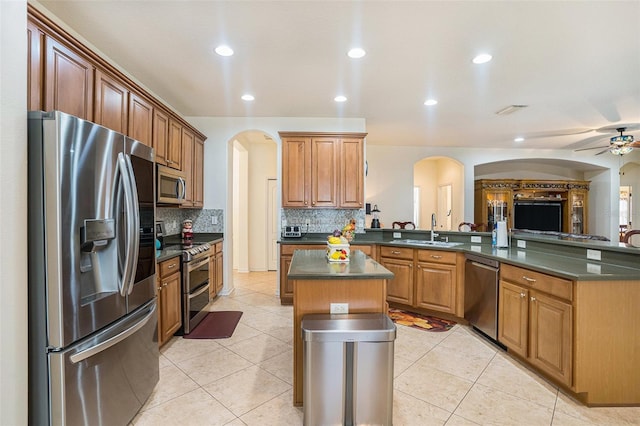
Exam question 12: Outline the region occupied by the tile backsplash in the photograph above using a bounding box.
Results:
[157,208,223,235]
[282,209,366,234]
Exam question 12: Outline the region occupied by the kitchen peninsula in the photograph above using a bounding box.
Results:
[288,249,394,406]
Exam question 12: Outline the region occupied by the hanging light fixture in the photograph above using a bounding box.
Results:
[609,128,634,155]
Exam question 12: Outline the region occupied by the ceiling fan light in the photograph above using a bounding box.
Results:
[610,145,633,156]
[610,134,634,146]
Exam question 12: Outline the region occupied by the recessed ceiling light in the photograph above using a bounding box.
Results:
[214,45,234,56]
[514,137,525,142]
[334,95,347,102]
[424,99,438,106]
[472,53,492,64]
[347,48,366,59]
[241,94,255,101]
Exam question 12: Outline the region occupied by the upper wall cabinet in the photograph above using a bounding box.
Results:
[44,35,94,121]
[27,5,206,186]
[280,132,366,209]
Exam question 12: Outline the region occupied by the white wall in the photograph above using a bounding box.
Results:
[367,145,627,241]
[1,1,28,424]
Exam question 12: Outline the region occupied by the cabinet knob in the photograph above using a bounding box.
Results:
[520,292,526,298]
[530,296,536,302]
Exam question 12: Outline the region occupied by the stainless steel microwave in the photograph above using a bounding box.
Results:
[157,165,186,204]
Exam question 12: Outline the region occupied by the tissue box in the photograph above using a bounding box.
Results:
[326,243,350,262]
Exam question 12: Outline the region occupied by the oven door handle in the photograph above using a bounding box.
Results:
[188,256,210,272]
[189,281,210,299]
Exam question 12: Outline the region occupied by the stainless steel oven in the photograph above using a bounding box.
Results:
[182,244,211,333]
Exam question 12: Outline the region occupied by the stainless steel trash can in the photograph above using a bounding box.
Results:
[301,313,396,426]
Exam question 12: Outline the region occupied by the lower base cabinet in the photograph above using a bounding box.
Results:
[379,246,461,316]
[280,244,323,304]
[498,264,573,387]
[157,257,182,347]
[209,240,224,298]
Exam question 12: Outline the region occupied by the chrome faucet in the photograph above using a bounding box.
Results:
[431,213,439,241]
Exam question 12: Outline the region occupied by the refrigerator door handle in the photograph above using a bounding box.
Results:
[69,302,156,364]
[117,153,138,296]
[124,154,140,295]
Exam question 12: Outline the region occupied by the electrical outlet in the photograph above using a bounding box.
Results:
[587,249,601,261]
[393,232,401,239]
[517,240,526,249]
[587,263,601,274]
[211,216,218,225]
[330,303,349,314]
[471,236,481,243]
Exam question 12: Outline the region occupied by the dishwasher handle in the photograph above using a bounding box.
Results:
[469,261,499,273]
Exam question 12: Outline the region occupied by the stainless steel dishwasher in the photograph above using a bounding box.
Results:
[464,253,500,341]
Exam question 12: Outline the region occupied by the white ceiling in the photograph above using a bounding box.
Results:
[36,0,640,151]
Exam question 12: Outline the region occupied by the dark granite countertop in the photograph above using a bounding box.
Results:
[156,232,224,262]
[280,231,640,281]
[288,249,394,280]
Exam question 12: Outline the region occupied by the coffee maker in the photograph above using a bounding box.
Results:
[155,221,166,249]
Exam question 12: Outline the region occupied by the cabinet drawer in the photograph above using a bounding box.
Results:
[501,263,572,301]
[380,246,414,260]
[350,244,373,256]
[280,244,324,256]
[416,249,456,265]
[214,241,223,254]
[159,257,181,278]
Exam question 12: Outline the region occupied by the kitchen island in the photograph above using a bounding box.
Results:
[288,249,394,406]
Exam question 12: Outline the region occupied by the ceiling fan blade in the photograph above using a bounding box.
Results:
[522,128,594,139]
[596,123,640,133]
[595,148,612,155]
[574,145,610,152]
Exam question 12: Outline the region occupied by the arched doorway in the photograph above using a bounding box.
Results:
[228,130,278,277]
[413,157,464,231]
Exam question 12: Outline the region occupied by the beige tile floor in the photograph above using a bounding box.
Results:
[132,271,640,426]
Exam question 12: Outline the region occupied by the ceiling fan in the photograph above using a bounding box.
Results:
[574,127,640,156]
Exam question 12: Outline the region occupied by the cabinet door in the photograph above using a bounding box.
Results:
[498,280,528,358]
[380,258,414,305]
[209,256,216,299]
[128,92,153,147]
[181,127,194,204]
[282,137,311,207]
[153,108,169,165]
[280,256,294,304]
[167,118,183,170]
[415,262,456,314]
[27,20,44,111]
[311,137,338,207]
[94,70,128,134]
[159,271,182,345]
[215,252,224,294]
[339,137,364,208]
[568,189,587,235]
[529,291,573,386]
[44,35,94,120]
[193,137,205,208]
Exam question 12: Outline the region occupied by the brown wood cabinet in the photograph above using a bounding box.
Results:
[167,118,183,170]
[182,128,194,203]
[128,92,153,147]
[192,137,205,208]
[208,241,224,299]
[379,246,463,316]
[279,244,324,304]
[44,35,94,120]
[379,246,414,305]
[415,250,457,314]
[27,20,44,111]
[94,69,128,134]
[474,179,590,233]
[498,263,573,387]
[280,132,366,209]
[28,5,207,183]
[157,257,182,347]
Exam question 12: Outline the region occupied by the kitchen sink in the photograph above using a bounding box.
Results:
[389,239,464,247]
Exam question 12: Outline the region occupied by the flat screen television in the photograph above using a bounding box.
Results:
[514,202,562,232]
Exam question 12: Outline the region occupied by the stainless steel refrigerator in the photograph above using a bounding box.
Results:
[28,111,159,426]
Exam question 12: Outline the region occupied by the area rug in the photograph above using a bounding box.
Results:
[183,311,243,339]
[388,308,456,332]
